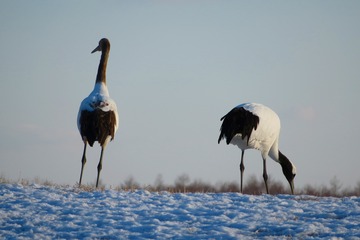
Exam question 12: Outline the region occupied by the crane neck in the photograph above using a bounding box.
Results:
[95,47,110,85]
[278,151,296,177]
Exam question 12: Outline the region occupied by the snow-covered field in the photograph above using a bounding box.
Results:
[1,184,359,239]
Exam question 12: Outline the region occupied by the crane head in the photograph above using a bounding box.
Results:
[91,38,110,54]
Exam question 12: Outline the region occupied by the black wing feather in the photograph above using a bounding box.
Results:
[79,109,117,147]
[218,107,259,145]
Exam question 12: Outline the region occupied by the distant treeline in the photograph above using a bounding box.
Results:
[117,174,360,197]
[1,174,359,197]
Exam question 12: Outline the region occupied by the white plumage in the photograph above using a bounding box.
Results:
[218,103,296,194]
[77,82,118,131]
[77,38,119,188]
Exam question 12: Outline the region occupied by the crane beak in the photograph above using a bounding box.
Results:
[289,180,295,195]
[91,45,101,54]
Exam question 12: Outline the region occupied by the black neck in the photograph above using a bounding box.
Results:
[95,47,109,84]
[279,151,294,180]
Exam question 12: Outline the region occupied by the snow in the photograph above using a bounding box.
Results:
[1,184,359,239]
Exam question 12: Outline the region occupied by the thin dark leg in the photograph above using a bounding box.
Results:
[262,157,269,194]
[240,150,245,193]
[96,147,105,188]
[79,142,87,187]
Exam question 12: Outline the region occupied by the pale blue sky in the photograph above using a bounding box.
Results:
[1,1,359,190]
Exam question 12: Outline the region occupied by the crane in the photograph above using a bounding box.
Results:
[218,103,296,194]
[77,38,119,188]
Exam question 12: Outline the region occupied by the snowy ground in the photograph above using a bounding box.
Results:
[0,184,359,239]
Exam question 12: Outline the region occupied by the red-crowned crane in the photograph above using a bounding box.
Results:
[218,103,296,194]
[77,38,119,188]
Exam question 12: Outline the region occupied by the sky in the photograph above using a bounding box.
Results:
[1,1,360,191]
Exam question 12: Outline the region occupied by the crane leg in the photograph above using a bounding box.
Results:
[79,142,87,187]
[262,157,269,194]
[240,150,245,193]
[96,147,105,188]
